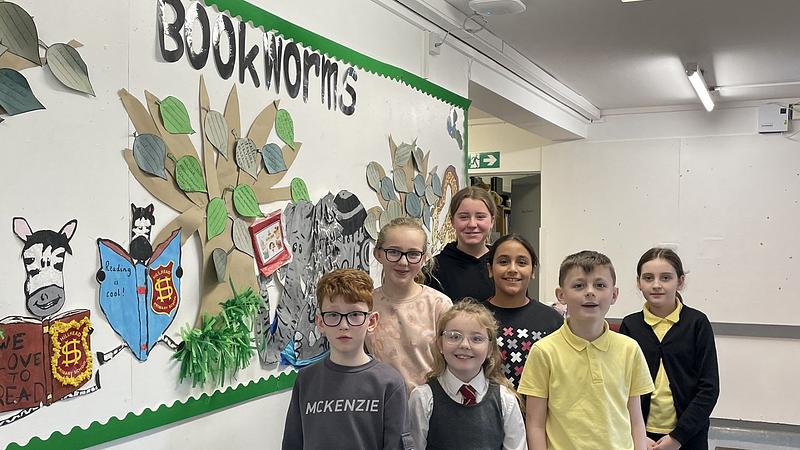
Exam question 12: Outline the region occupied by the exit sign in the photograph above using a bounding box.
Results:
[468,152,500,169]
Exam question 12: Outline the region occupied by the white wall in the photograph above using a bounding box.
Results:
[540,103,800,425]
[468,117,546,174]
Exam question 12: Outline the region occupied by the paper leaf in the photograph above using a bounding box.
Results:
[212,248,227,283]
[365,208,381,240]
[290,177,310,203]
[275,109,295,150]
[422,205,431,230]
[159,96,194,134]
[261,143,287,174]
[175,154,207,192]
[431,172,443,196]
[393,167,410,193]
[0,43,7,57]
[405,194,422,218]
[45,43,94,96]
[425,185,438,206]
[378,208,389,230]
[233,184,263,217]
[387,199,403,221]
[454,130,463,149]
[206,197,228,240]
[366,161,382,191]
[235,137,259,179]
[413,147,424,171]
[0,68,43,115]
[133,133,167,179]
[204,110,228,158]
[395,143,413,166]
[0,2,40,65]
[380,177,396,201]
[413,174,426,196]
[232,218,254,256]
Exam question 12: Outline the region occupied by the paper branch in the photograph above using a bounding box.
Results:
[252,142,302,197]
[217,85,240,190]
[199,76,220,198]
[153,206,204,246]
[123,149,194,212]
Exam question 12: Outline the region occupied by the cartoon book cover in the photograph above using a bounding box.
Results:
[96,229,181,361]
[0,309,92,414]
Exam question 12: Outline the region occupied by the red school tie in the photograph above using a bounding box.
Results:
[458,384,477,406]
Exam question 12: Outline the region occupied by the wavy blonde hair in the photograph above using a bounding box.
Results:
[426,298,520,406]
[375,217,436,284]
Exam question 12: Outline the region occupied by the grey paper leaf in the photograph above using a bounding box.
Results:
[393,167,410,193]
[431,172,443,197]
[366,161,382,191]
[212,248,228,283]
[232,218,254,257]
[395,143,413,167]
[405,194,422,218]
[204,110,228,158]
[413,147,424,171]
[378,208,389,230]
[0,2,40,65]
[413,174,426,196]
[387,199,403,221]
[0,68,43,115]
[425,185,438,206]
[133,133,167,179]
[422,205,431,230]
[261,143,287,174]
[45,43,94,96]
[0,43,7,57]
[365,208,381,240]
[455,130,463,149]
[235,137,259,179]
[380,177,396,201]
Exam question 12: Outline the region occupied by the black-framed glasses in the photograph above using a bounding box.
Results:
[320,311,370,327]
[442,330,489,346]
[378,247,424,264]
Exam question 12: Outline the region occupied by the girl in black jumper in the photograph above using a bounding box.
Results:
[619,248,719,450]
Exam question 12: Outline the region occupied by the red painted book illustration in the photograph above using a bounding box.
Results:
[0,309,92,413]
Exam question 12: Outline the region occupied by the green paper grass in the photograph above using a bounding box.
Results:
[173,285,265,387]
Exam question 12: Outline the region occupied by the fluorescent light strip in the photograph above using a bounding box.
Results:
[687,66,715,111]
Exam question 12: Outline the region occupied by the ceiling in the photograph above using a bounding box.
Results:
[443,0,800,111]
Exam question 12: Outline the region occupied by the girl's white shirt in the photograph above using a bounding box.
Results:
[408,367,528,450]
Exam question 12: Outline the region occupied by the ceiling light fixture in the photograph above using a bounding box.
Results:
[685,63,714,112]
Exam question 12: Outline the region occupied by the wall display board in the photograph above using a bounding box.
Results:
[0,0,468,448]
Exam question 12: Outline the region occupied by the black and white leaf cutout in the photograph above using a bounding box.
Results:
[45,43,94,96]
[387,199,403,221]
[212,248,227,283]
[393,167,410,193]
[133,133,167,179]
[204,110,228,158]
[0,2,40,66]
[395,143,413,166]
[232,218,254,257]
[235,137,259,179]
[366,161,382,191]
[413,147,424,171]
[0,68,43,115]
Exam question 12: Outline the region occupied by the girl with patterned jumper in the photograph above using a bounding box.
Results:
[619,248,720,450]
[426,186,496,302]
[366,218,453,393]
[409,299,527,450]
[484,234,563,389]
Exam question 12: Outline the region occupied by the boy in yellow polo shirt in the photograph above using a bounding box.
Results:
[519,250,654,450]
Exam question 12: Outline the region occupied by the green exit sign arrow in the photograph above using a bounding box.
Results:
[468,152,501,169]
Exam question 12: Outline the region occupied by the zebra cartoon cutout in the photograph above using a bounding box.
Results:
[0,218,100,427]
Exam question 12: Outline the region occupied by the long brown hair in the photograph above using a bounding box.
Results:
[426,298,520,404]
[636,247,685,302]
[449,186,497,220]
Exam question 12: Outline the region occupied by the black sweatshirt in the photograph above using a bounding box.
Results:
[426,241,494,303]
[619,304,720,449]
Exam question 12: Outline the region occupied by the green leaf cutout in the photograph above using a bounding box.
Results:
[45,43,94,96]
[233,184,263,218]
[160,96,194,134]
[204,110,228,158]
[133,134,167,179]
[0,2,40,65]
[235,138,259,179]
[290,177,310,203]
[0,68,44,115]
[206,197,228,240]
[232,218,254,257]
[174,154,207,192]
[212,248,228,283]
[275,109,295,150]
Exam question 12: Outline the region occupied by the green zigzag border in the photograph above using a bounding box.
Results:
[203,0,471,110]
[7,371,296,450]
